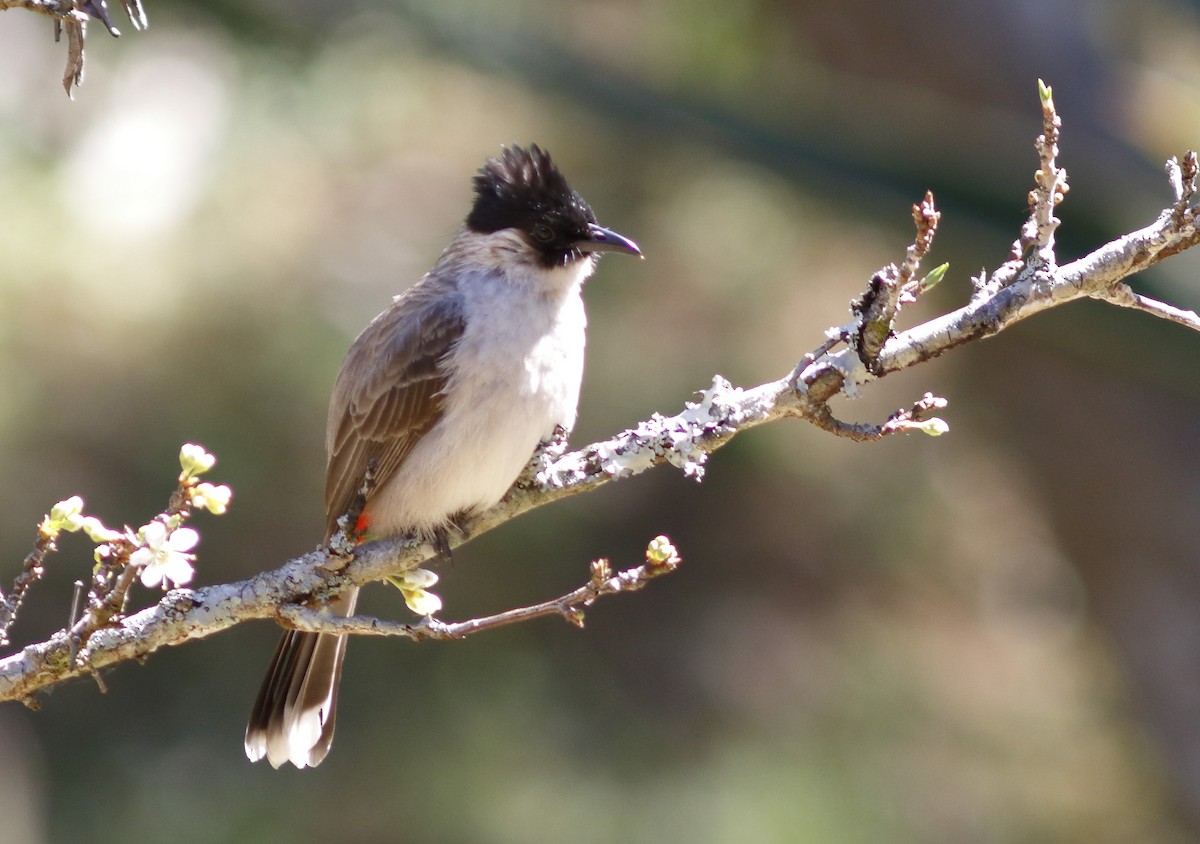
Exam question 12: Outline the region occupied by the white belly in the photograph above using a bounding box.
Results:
[366,266,587,534]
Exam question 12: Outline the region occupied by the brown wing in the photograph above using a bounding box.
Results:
[322,278,466,539]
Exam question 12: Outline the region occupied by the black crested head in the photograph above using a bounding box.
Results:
[466,144,600,268]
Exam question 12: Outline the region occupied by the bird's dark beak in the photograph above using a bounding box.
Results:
[577,223,642,258]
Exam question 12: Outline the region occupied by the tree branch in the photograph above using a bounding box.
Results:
[280,543,682,641]
[3,83,1199,705]
[3,0,148,96]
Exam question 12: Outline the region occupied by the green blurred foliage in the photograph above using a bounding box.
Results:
[2,1,1200,842]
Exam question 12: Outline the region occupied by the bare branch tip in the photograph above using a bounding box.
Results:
[1168,151,1198,211]
[910,191,940,256]
[589,558,612,588]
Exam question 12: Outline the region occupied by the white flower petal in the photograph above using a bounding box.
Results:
[167,527,199,553]
[401,568,438,589]
[140,521,168,548]
[402,589,442,616]
[160,556,195,586]
[140,563,165,589]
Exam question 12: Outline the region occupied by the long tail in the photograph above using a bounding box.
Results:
[244,588,359,768]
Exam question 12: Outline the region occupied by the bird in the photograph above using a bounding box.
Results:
[244,144,641,769]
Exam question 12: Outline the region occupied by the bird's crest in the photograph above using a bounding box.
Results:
[466,144,594,234]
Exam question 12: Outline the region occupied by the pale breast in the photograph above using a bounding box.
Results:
[364,265,588,534]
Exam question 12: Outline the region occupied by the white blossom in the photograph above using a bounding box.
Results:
[132,522,198,589]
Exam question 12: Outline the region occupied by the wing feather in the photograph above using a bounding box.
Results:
[322,279,466,539]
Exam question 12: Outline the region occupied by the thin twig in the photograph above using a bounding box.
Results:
[805,392,947,442]
[2,0,152,96]
[851,192,941,371]
[280,546,682,641]
[1016,79,1067,267]
[0,532,57,646]
[1168,151,1198,215]
[900,191,940,289]
[67,580,83,662]
[1100,284,1200,332]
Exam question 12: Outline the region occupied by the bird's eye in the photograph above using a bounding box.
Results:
[531,223,555,243]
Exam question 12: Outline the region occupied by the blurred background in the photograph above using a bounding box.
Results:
[2,0,1200,841]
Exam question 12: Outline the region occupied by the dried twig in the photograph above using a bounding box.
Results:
[851,192,942,371]
[0,532,57,646]
[3,0,150,96]
[280,540,682,641]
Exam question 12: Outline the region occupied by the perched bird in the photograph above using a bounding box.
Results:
[244,144,641,769]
